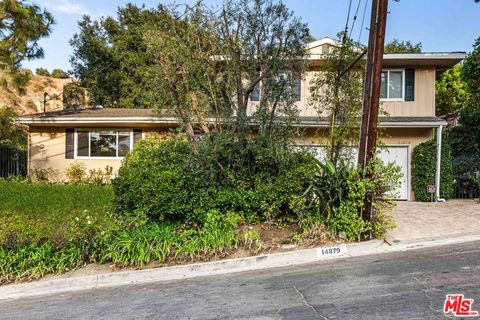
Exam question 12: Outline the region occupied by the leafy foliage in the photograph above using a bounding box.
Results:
[0,105,26,147]
[113,136,316,224]
[411,135,454,201]
[0,0,54,92]
[51,68,68,79]
[309,35,364,165]
[35,67,50,76]
[70,4,167,108]
[436,64,467,116]
[384,39,422,54]
[459,36,480,155]
[302,160,400,241]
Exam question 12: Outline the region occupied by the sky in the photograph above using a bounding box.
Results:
[24,0,480,73]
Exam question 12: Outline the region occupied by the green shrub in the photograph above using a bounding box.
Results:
[412,134,454,201]
[303,160,400,241]
[113,136,316,224]
[112,138,195,223]
[65,161,87,183]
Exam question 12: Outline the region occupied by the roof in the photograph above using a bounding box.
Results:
[17,108,447,128]
[21,107,158,118]
[304,38,465,69]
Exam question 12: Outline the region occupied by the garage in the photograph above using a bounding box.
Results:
[308,145,410,200]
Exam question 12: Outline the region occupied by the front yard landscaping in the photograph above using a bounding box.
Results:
[0,136,399,285]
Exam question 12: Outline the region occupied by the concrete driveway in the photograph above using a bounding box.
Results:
[386,200,480,244]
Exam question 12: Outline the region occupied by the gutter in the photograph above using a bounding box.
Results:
[16,116,447,128]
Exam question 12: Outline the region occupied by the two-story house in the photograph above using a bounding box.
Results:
[17,37,465,200]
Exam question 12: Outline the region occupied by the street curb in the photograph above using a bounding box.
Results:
[1,234,480,301]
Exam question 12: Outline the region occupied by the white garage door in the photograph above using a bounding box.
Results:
[307,145,409,200]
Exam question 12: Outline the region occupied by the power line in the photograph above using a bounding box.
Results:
[349,0,363,40]
[357,0,369,43]
[178,0,204,19]
[342,0,353,43]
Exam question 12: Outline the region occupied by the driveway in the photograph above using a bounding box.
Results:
[387,200,480,244]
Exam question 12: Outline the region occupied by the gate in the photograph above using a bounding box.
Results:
[0,145,27,178]
[453,164,480,199]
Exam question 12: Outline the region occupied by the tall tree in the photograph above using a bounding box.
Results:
[436,64,467,117]
[0,0,53,69]
[70,4,167,108]
[309,35,364,165]
[216,0,310,143]
[459,36,480,154]
[384,39,422,54]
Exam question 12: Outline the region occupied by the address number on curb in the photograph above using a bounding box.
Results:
[316,244,347,258]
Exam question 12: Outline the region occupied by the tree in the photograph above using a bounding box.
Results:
[459,36,480,154]
[51,68,68,79]
[384,39,422,54]
[63,82,86,108]
[0,0,53,69]
[138,0,310,151]
[70,4,166,108]
[309,35,364,165]
[0,105,26,147]
[215,0,310,143]
[35,67,50,76]
[435,64,466,117]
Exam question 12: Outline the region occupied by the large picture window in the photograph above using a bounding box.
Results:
[75,130,133,158]
[380,69,404,100]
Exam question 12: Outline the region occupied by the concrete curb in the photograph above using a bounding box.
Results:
[1,234,480,301]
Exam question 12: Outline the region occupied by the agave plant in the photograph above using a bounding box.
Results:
[303,160,351,221]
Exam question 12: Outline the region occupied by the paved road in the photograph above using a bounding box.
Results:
[1,241,480,320]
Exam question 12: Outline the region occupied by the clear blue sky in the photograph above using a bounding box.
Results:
[25,0,480,73]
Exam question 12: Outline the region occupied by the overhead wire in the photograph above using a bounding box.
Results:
[357,0,369,44]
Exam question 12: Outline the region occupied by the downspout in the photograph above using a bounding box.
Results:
[436,125,445,202]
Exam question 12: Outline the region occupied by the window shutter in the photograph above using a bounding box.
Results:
[133,129,142,144]
[65,128,74,159]
[405,69,415,101]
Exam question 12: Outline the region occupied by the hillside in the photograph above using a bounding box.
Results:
[0,75,74,115]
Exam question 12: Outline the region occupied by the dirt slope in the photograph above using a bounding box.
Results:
[0,76,74,115]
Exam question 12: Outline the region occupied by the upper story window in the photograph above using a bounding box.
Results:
[250,72,301,102]
[381,69,404,100]
[75,129,133,159]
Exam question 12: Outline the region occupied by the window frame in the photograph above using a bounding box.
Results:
[380,69,405,102]
[74,128,134,160]
[249,71,302,103]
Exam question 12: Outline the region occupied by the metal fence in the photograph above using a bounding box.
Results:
[0,145,27,178]
[453,163,480,199]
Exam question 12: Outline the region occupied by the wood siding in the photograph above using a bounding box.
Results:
[247,67,437,118]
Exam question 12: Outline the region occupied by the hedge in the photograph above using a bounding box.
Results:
[411,133,454,201]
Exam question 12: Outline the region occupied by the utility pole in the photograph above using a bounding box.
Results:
[357,0,389,233]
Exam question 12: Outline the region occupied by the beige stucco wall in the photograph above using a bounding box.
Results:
[29,125,434,200]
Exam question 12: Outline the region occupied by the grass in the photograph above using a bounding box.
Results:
[0,180,114,248]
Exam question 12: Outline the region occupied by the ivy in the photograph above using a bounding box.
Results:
[411,133,454,201]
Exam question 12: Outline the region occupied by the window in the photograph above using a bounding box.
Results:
[250,72,301,102]
[380,70,404,100]
[75,130,133,158]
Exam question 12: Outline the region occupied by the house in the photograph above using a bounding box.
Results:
[16,38,465,200]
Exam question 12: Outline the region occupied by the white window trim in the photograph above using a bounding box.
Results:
[380,69,405,102]
[74,128,134,160]
[249,71,302,103]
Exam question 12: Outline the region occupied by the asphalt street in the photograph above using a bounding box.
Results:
[1,241,479,320]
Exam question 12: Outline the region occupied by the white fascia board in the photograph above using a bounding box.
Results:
[16,117,180,124]
[383,52,466,60]
[294,120,447,128]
